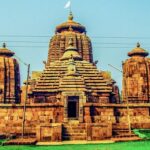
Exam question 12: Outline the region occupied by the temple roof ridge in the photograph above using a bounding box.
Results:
[55,12,86,33]
[32,59,112,93]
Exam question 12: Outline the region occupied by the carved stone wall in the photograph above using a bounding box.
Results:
[84,106,116,123]
[86,123,112,140]
[0,104,64,136]
[115,107,150,128]
[36,123,62,141]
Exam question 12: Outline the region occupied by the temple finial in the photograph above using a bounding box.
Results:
[137,42,140,48]
[68,11,73,21]
[2,43,6,48]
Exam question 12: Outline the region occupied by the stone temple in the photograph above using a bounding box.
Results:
[0,12,150,142]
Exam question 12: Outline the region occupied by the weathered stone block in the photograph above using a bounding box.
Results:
[36,123,62,142]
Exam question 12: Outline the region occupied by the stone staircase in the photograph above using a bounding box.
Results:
[62,121,87,140]
[113,129,137,138]
[112,123,138,138]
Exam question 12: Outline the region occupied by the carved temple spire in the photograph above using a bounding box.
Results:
[48,12,93,64]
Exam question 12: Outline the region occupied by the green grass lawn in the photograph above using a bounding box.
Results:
[0,141,150,150]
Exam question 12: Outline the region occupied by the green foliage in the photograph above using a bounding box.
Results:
[0,140,5,145]
[133,129,150,139]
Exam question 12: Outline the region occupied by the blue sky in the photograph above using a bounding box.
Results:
[0,0,150,89]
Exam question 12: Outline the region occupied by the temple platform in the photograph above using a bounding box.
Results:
[2,136,142,145]
[3,138,37,145]
[36,137,141,146]
[36,140,114,145]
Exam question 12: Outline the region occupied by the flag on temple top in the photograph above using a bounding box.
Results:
[64,0,71,9]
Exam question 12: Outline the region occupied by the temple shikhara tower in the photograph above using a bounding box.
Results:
[0,43,20,104]
[122,43,150,103]
[0,12,150,142]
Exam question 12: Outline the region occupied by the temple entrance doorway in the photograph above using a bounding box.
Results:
[67,96,79,119]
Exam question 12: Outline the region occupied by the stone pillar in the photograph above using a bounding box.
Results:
[84,107,92,123]
[79,94,86,123]
[62,95,68,122]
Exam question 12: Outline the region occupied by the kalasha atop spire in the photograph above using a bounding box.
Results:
[68,11,74,21]
[55,12,86,33]
[0,43,15,57]
[128,42,149,57]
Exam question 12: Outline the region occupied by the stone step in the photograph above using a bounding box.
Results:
[62,129,86,133]
[114,134,137,138]
[115,130,132,132]
[63,122,84,124]
[62,123,87,140]
[63,122,83,125]
[0,134,6,139]
[112,123,129,130]
[63,126,86,129]
[63,125,85,128]
[114,132,133,135]
[113,129,138,138]
[63,131,86,134]
[62,135,87,141]
[3,138,37,145]
[113,129,132,134]
[63,133,87,136]
[113,129,133,131]
[63,129,86,133]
